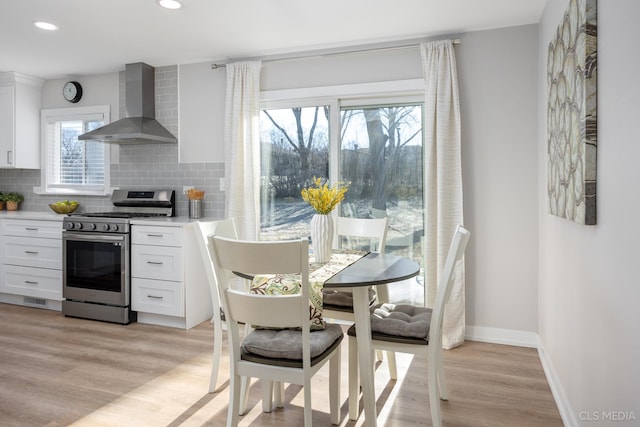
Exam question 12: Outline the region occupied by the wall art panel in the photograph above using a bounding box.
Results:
[547,0,597,225]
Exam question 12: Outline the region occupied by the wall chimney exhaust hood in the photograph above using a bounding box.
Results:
[78,62,177,144]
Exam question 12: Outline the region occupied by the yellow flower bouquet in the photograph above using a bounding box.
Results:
[301,177,349,214]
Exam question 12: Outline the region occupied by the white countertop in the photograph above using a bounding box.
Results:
[0,210,219,225]
[0,210,65,221]
[130,216,218,227]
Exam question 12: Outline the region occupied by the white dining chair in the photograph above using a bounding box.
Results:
[347,225,470,426]
[210,235,343,427]
[323,216,389,318]
[194,219,240,393]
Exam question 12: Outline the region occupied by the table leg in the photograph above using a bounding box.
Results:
[352,286,377,426]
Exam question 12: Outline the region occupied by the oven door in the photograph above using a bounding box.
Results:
[63,231,129,307]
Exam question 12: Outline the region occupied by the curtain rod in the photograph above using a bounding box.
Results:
[210,38,460,69]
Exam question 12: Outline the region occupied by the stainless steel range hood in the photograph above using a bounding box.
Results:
[78,62,177,144]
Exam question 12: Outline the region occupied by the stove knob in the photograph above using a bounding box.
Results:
[65,222,74,230]
[101,223,110,231]
[110,224,119,232]
[86,223,96,230]
[74,223,83,230]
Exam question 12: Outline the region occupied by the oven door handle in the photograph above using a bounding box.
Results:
[63,232,126,243]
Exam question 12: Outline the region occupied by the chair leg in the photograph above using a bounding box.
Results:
[227,372,241,427]
[262,379,274,413]
[348,335,360,420]
[436,351,449,401]
[208,317,223,393]
[239,376,250,415]
[273,381,284,408]
[428,353,442,427]
[329,348,341,425]
[386,350,398,380]
[303,376,313,426]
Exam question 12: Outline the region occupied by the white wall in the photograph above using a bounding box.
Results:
[41,72,119,111]
[458,25,539,342]
[179,62,226,163]
[538,1,640,425]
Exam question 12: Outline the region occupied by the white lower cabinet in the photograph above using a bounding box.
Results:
[131,223,212,329]
[3,265,62,301]
[0,218,63,309]
[131,278,183,317]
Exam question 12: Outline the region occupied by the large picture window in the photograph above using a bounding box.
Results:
[259,91,424,305]
[38,106,111,195]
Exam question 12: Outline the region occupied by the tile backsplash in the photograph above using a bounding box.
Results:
[0,161,224,218]
[0,65,225,219]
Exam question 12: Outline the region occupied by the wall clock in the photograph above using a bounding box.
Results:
[63,81,83,103]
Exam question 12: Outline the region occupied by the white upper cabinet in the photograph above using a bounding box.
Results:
[0,72,43,169]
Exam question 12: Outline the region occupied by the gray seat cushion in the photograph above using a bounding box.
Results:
[242,323,344,362]
[322,287,377,308]
[369,303,432,339]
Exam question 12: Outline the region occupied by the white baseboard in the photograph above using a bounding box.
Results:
[465,325,538,348]
[537,340,577,427]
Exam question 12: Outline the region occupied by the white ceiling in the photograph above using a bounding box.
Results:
[1,0,546,80]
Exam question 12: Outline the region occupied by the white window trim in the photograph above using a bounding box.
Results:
[34,105,113,196]
[260,79,425,103]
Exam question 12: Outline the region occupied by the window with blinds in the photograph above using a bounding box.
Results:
[39,106,111,195]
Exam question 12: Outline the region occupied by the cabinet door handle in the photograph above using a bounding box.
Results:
[7,150,12,165]
[25,227,39,231]
[24,280,39,285]
[146,261,163,265]
[24,250,39,254]
[147,295,164,300]
[147,234,164,237]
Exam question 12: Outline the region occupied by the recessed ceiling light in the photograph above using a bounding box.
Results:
[157,0,182,10]
[34,21,59,31]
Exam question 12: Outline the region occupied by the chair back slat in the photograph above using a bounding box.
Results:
[226,290,304,328]
[336,216,388,253]
[213,236,307,275]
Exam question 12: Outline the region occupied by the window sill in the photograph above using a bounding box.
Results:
[32,186,116,197]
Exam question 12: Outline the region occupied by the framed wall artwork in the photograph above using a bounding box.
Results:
[547,0,597,225]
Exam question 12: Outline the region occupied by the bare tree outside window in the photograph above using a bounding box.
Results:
[260,106,329,240]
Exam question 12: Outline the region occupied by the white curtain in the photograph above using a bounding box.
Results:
[224,61,262,240]
[421,40,465,349]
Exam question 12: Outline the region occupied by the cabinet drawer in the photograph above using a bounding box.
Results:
[131,245,182,281]
[1,264,62,300]
[132,226,182,247]
[1,236,62,270]
[1,219,62,239]
[132,278,184,316]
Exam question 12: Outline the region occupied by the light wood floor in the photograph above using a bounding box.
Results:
[0,303,562,426]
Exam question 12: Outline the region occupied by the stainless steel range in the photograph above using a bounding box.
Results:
[62,189,175,324]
